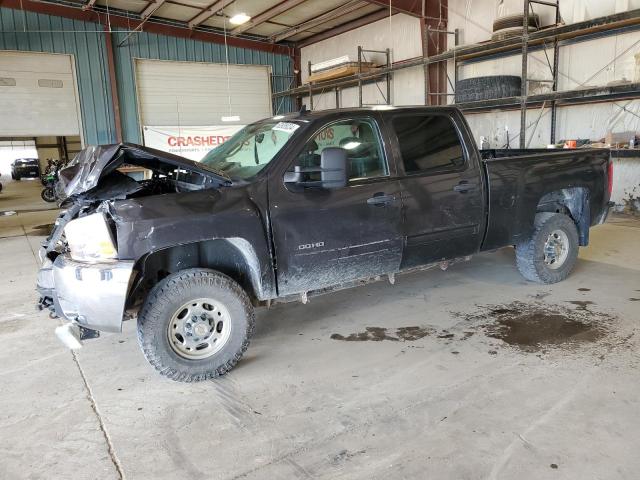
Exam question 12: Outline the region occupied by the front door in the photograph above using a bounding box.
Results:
[387,111,485,269]
[269,116,403,296]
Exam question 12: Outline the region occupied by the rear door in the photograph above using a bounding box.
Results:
[386,110,485,269]
[269,115,403,296]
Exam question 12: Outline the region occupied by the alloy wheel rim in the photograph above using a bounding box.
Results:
[543,229,569,270]
[167,298,232,360]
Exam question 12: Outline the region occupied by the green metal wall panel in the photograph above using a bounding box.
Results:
[0,7,116,145]
[0,7,294,146]
[111,29,294,143]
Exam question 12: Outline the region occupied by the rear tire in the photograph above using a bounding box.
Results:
[137,269,255,382]
[455,75,522,103]
[516,213,579,284]
[492,13,540,31]
[41,187,56,202]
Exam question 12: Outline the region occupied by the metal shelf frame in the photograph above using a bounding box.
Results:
[273,6,640,141]
[305,46,391,109]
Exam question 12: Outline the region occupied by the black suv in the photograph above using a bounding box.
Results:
[11,158,40,180]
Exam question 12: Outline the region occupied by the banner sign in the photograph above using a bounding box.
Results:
[142,125,244,161]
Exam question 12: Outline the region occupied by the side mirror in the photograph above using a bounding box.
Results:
[284,147,348,190]
[320,147,348,189]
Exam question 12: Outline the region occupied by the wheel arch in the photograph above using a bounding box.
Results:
[127,238,265,308]
[536,187,590,246]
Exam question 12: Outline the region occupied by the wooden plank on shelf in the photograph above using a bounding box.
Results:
[306,62,379,84]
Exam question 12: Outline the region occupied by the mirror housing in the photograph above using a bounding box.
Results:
[284,147,348,189]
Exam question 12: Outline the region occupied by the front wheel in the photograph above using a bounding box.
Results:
[516,212,579,284]
[137,269,255,382]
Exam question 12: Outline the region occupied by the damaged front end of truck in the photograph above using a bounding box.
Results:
[36,143,231,348]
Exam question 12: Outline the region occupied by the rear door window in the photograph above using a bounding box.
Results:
[392,115,466,175]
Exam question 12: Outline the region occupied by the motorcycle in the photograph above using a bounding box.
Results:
[41,168,60,203]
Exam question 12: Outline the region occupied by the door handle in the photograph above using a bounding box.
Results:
[453,181,476,193]
[367,193,395,206]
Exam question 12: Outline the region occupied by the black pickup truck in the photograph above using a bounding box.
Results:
[36,106,612,382]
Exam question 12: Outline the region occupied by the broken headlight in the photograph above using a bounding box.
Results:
[63,212,118,262]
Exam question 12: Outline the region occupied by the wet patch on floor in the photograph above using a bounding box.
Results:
[456,301,613,353]
[528,291,551,300]
[330,326,435,342]
[566,300,596,311]
[0,319,27,335]
[29,223,54,235]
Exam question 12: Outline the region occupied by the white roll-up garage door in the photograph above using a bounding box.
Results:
[135,59,273,127]
[0,51,82,137]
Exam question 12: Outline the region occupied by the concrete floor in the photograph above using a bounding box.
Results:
[1,176,639,480]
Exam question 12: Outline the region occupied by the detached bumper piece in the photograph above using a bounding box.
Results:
[37,254,135,348]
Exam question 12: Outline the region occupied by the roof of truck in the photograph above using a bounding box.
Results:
[274,105,461,121]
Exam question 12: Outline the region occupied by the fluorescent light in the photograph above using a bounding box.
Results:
[221,115,240,122]
[371,105,395,110]
[229,13,251,25]
[273,115,285,120]
[342,141,361,150]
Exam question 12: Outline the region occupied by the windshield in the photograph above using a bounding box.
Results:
[201,120,302,180]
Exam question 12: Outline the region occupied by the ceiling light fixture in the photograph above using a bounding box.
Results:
[229,13,251,25]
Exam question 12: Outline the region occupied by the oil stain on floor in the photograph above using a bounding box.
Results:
[331,326,434,342]
[462,301,613,353]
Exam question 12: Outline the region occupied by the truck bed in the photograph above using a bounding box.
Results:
[479,148,611,251]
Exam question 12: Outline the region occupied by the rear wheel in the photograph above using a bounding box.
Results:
[137,269,255,382]
[516,213,579,284]
[41,187,56,202]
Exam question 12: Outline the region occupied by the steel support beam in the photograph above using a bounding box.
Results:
[519,0,529,148]
[296,8,388,47]
[141,0,166,19]
[104,25,123,143]
[363,0,422,17]
[82,0,97,11]
[270,0,369,43]
[188,0,230,29]
[424,0,448,105]
[1,0,292,55]
[232,0,307,35]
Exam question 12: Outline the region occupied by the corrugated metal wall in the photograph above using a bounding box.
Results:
[0,7,115,145]
[0,7,294,146]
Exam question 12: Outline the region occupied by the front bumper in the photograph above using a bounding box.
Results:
[37,253,135,333]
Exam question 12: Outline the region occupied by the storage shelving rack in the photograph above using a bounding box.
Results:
[305,46,391,109]
[273,6,640,147]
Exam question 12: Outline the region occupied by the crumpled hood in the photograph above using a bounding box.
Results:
[58,143,231,198]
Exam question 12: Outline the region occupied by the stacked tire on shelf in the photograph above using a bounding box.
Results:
[491,13,540,41]
[455,13,539,104]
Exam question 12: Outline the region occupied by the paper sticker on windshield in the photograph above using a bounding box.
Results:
[273,122,299,133]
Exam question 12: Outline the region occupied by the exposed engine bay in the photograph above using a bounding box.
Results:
[42,143,231,262]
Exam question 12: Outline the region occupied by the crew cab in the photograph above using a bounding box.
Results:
[36,106,613,382]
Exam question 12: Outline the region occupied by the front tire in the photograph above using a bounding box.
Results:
[137,269,255,382]
[516,212,579,284]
